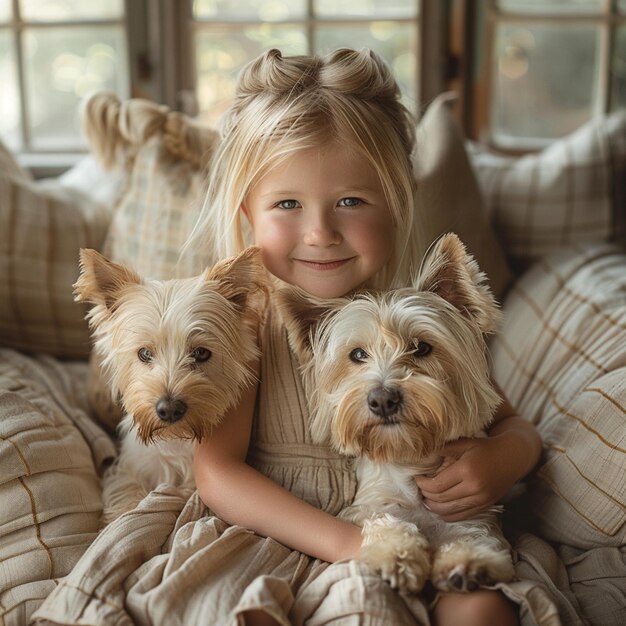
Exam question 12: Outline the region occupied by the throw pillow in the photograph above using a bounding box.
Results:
[414,93,513,301]
[491,242,626,550]
[469,111,626,273]
[0,142,113,360]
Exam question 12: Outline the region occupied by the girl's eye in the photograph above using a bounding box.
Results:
[349,348,369,363]
[412,341,432,358]
[276,199,300,210]
[192,347,212,362]
[338,197,362,208]
[138,347,153,363]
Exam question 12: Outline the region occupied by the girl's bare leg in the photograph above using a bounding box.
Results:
[433,590,519,626]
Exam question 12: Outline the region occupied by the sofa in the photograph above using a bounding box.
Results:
[0,92,624,626]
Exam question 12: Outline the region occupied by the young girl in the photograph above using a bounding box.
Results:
[188,48,547,626]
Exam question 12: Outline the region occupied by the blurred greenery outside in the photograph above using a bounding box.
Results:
[0,0,625,153]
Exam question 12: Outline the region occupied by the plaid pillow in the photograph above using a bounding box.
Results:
[469,112,626,273]
[0,143,112,359]
[82,93,220,280]
[102,135,211,278]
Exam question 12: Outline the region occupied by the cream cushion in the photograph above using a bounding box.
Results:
[470,112,626,272]
[414,93,512,300]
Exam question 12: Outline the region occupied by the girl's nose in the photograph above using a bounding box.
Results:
[303,211,341,247]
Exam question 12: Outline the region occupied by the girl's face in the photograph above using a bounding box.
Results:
[243,143,395,298]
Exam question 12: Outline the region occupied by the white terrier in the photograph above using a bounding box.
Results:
[277,233,515,593]
[74,246,267,525]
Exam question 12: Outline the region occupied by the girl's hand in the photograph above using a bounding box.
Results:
[414,416,542,523]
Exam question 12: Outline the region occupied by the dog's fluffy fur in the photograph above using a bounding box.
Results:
[74,246,267,525]
[277,233,515,593]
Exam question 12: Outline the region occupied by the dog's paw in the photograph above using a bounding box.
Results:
[360,514,431,593]
[431,541,515,592]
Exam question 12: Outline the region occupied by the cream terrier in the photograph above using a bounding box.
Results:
[74,246,267,525]
[277,233,515,593]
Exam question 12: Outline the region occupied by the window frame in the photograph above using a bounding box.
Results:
[461,0,625,151]
[2,0,133,170]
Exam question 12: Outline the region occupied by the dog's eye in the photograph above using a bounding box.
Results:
[192,347,212,362]
[349,348,368,363]
[412,341,432,358]
[137,347,153,363]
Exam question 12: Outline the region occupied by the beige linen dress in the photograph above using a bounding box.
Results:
[31,302,563,626]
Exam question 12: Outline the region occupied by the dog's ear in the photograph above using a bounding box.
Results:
[207,246,268,310]
[74,248,141,311]
[274,286,336,364]
[415,233,500,334]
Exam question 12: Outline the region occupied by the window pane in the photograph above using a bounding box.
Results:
[23,26,128,150]
[193,0,306,20]
[612,25,626,110]
[0,0,11,22]
[492,23,600,146]
[315,23,418,108]
[0,28,21,149]
[195,26,307,124]
[19,0,123,21]
[315,0,418,18]
[497,0,604,14]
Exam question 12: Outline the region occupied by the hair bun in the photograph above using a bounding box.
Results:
[235,48,322,99]
[320,48,401,103]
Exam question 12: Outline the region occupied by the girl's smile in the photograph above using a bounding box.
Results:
[243,142,395,298]
[293,257,356,271]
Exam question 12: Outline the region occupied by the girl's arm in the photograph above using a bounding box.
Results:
[193,376,363,562]
[414,387,543,523]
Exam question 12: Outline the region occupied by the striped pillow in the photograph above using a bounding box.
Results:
[0,147,111,360]
[491,242,626,549]
[470,112,626,273]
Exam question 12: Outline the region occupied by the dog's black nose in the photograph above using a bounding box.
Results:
[156,397,187,423]
[367,387,402,419]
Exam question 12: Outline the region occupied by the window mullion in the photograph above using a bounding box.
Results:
[420,0,448,109]
[307,0,314,55]
[604,1,618,111]
[12,0,30,151]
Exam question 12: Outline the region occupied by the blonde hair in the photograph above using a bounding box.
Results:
[186,47,420,290]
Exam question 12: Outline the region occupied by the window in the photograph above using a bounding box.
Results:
[467,0,626,149]
[6,1,622,163]
[188,0,423,125]
[0,0,130,156]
